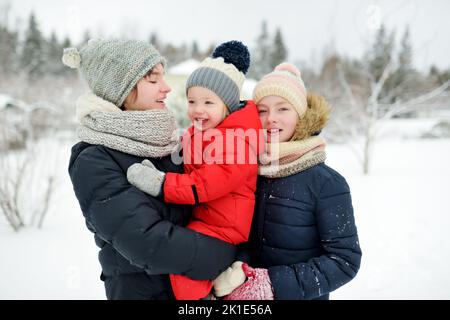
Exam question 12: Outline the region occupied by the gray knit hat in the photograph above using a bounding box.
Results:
[62,39,165,107]
[186,40,250,113]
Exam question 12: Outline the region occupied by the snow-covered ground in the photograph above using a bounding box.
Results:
[329,138,450,299]
[1,119,449,299]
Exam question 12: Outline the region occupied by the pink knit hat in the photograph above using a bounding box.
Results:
[252,63,307,117]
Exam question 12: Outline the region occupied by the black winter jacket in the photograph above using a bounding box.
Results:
[68,142,236,299]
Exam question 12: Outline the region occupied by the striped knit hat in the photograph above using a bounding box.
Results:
[186,40,250,113]
[62,39,165,107]
[253,63,307,117]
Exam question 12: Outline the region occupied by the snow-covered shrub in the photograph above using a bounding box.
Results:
[0,138,62,231]
[421,120,450,139]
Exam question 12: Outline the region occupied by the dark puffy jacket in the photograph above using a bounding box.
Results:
[246,163,362,300]
[68,142,236,300]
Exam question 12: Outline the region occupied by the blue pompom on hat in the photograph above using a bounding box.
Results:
[186,40,250,112]
[212,40,250,74]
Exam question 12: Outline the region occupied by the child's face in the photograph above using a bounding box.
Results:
[257,95,299,143]
[187,86,228,131]
[123,63,171,111]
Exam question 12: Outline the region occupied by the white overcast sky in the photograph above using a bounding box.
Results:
[3,0,450,71]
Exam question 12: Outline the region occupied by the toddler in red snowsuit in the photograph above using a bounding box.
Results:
[127,41,263,299]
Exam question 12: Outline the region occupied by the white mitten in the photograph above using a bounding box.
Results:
[213,261,246,297]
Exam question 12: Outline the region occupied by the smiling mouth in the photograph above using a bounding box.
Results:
[194,118,209,124]
[267,129,282,135]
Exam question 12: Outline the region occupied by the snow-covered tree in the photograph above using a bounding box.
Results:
[333,56,449,174]
[44,32,64,75]
[61,36,72,50]
[383,26,419,104]
[20,12,45,79]
[270,28,288,69]
[0,26,18,74]
[80,30,92,46]
[0,3,18,75]
[428,65,450,87]
[367,25,395,84]
[319,25,450,174]
[161,42,189,65]
[248,21,272,79]
[149,31,162,51]
[398,26,412,71]
[191,40,201,60]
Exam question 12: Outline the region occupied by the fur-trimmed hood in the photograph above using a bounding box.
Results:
[291,93,331,141]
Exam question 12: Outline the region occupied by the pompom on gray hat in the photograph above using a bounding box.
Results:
[62,39,165,107]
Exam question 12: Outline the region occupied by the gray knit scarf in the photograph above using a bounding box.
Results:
[76,93,180,158]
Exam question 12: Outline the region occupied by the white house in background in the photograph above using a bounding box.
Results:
[168,59,201,76]
[0,93,28,125]
[168,59,258,100]
[0,93,59,150]
[0,93,28,111]
[0,94,28,150]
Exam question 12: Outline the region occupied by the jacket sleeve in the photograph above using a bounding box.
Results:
[268,173,362,300]
[69,146,236,280]
[163,162,252,204]
[235,242,253,264]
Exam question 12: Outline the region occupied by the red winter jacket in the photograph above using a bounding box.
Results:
[164,101,263,244]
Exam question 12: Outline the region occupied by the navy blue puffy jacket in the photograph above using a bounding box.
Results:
[246,163,362,300]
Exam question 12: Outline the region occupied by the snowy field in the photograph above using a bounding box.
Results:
[1,119,449,300]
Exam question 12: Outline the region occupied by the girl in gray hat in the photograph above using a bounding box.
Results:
[63,39,236,300]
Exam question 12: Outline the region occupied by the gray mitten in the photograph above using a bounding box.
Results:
[127,159,166,196]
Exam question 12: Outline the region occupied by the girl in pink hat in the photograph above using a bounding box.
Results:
[213,63,362,300]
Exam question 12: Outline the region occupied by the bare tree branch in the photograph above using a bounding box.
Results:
[38,176,54,229]
[337,62,359,110]
[382,80,450,120]
[368,59,396,118]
